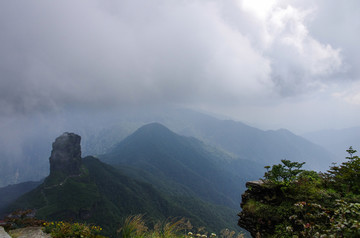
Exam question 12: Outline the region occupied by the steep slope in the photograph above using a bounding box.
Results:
[5,132,242,236]
[6,157,170,236]
[101,123,263,210]
[0,181,42,218]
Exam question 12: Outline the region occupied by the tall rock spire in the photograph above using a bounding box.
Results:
[49,132,82,175]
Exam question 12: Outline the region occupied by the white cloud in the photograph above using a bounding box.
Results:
[333,82,360,105]
[262,4,342,94]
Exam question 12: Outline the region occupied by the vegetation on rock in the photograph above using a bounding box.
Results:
[238,147,360,237]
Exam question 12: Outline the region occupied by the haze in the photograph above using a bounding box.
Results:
[1,0,359,137]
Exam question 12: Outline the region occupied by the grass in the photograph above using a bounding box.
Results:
[117,214,246,238]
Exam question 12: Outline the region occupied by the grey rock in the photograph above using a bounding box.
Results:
[0,226,11,238]
[49,132,82,175]
[8,227,51,238]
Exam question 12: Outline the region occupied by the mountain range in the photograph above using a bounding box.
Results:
[0,108,337,187]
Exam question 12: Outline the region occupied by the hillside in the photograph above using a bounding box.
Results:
[0,180,42,218]
[101,123,263,210]
[4,132,243,236]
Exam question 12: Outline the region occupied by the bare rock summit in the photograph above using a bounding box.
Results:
[49,132,82,175]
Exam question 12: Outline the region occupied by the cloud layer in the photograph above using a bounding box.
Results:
[0,0,358,132]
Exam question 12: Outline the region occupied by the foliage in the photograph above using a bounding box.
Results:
[118,215,148,238]
[243,147,360,237]
[117,214,244,238]
[118,215,192,238]
[2,209,45,231]
[42,221,105,238]
[263,160,305,185]
[326,146,360,195]
[281,200,360,237]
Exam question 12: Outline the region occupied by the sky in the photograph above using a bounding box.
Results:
[1,0,360,134]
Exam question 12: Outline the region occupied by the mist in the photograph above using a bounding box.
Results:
[1,0,360,186]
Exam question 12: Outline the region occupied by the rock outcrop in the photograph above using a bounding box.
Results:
[0,226,11,238]
[49,132,82,175]
[8,227,51,238]
[238,181,283,237]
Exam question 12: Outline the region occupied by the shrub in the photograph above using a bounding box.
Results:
[42,221,105,238]
[118,215,193,238]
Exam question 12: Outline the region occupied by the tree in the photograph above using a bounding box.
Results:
[263,159,305,185]
[327,146,360,194]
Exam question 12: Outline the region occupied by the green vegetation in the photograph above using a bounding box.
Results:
[6,156,242,236]
[117,214,245,238]
[3,211,245,238]
[43,221,105,238]
[263,160,305,185]
[241,147,360,237]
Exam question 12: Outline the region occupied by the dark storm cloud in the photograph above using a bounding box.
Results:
[0,0,271,115]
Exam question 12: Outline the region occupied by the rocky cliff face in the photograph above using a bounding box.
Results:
[49,132,82,175]
[238,181,283,238]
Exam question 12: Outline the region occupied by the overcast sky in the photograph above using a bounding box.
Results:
[1,0,359,134]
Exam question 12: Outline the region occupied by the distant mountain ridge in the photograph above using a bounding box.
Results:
[0,107,335,187]
[303,126,360,161]
[176,117,335,171]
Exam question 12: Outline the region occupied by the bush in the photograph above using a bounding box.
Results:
[269,148,360,237]
[42,221,105,238]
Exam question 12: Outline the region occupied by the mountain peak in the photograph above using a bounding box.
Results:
[49,132,82,175]
[138,122,170,132]
[131,123,175,138]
